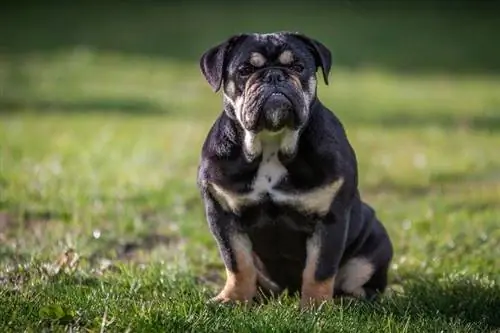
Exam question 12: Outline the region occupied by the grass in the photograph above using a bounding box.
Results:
[1,2,500,332]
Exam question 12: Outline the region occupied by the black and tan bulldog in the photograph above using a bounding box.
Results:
[197,31,393,309]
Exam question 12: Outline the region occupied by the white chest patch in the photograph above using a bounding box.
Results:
[252,141,287,196]
[211,141,285,212]
[210,138,345,215]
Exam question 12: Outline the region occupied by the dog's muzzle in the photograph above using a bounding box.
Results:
[240,68,307,133]
[261,92,293,131]
[259,69,294,131]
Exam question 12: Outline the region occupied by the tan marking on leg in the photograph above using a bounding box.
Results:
[250,52,266,67]
[300,233,335,309]
[337,257,374,299]
[278,50,294,65]
[211,234,257,304]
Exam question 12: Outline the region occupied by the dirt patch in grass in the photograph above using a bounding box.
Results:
[114,233,182,260]
[85,230,186,277]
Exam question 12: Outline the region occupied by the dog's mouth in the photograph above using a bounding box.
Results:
[251,89,295,132]
[241,79,306,133]
[263,92,292,108]
[260,92,292,131]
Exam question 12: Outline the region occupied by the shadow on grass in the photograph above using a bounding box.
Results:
[1,267,499,331]
[382,274,500,329]
[0,98,167,115]
[144,273,500,331]
[191,263,500,330]
[88,232,181,263]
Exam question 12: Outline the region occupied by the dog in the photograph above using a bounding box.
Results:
[196,31,393,309]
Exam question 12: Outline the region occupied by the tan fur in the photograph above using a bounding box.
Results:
[278,50,294,65]
[233,77,263,158]
[300,234,335,308]
[225,80,236,96]
[250,52,266,67]
[209,183,238,212]
[272,177,344,215]
[279,130,300,157]
[209,174,343,215]
[243,130,262,159]
[211,234,257,304]
[304,76,316,105]
[336,257,374,298]
[289,74,302,90]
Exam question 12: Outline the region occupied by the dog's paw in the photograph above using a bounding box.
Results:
[208,285,256,306]
[299,295,332,311]
[208,292,253,306]
[299,278,335,311]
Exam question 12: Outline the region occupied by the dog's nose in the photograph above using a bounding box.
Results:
[263,70,285,85]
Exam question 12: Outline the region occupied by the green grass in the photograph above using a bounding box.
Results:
[1,2,500,332]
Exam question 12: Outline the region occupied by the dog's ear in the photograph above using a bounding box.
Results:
[200,34,248,92]
[291,33,332,85]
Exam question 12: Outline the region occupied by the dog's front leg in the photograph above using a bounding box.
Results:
[300,209,350,309]
[202,191,257,304]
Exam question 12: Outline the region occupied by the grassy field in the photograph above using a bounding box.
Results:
[1,2,500,332]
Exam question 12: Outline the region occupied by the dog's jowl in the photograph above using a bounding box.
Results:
[197,32,393,308]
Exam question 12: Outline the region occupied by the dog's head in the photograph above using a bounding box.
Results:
[200,32,332,134]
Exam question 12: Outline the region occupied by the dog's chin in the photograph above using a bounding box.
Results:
[261,92,292,131]
[241,88,305,133]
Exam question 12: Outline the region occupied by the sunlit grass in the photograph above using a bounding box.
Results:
[1,29,500,333]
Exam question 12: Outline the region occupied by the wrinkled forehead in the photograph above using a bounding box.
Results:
[228,33,314,68]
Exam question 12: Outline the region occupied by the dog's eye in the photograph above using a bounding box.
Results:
[238,64,256,77]
[291,63,304,73]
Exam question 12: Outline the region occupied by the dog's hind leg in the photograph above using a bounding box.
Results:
[336,204,393,299]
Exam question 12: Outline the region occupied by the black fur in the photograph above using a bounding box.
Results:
[197,32,393,299]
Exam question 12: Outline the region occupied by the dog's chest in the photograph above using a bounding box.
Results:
[210,141,344,215]
[210,142,288,212]
[252,143,287,196]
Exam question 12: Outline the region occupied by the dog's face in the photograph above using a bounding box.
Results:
[200,32,332,134]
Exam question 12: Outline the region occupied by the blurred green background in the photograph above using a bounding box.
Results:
[1,0,500,257]
[2,1,499,72]
[1,1,499,124]
[1,0,500,272]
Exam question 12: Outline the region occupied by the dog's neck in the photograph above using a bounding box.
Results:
[222,97,238,121]
[222,96,325,163]
[234,117,303,164]
[245,129,299,161]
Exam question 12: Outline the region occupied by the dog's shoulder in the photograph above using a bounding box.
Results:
[201,112,241,160]
[291,100,358,190]
[304,101,357,161]
[307,102,348,144]
[197,112,250,189]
